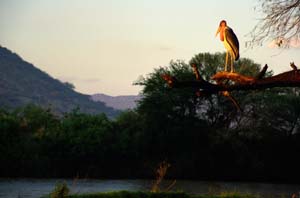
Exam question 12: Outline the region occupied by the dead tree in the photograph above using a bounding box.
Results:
[162,63,300,110]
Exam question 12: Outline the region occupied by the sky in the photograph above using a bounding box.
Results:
[0,0,299,96]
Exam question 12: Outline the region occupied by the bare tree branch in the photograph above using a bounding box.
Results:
[249,0,300,47]
[162,64,300,94]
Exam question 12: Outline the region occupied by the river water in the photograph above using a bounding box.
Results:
[0,179,300,198]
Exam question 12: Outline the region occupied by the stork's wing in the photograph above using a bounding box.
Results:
[225,27,239,60]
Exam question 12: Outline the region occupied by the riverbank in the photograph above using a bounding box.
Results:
[50,191,256,198]
[1,179,298,198]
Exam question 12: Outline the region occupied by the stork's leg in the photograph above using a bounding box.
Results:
[230,53,234,73]
[225,51,228,71]
[230,51,234,73]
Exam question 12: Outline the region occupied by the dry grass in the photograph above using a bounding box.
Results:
[151,161,176,193]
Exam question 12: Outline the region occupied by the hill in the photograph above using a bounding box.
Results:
[0,46,119,117]
[91,93,141,110]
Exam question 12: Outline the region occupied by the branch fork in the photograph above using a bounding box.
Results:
[162,63,300,110]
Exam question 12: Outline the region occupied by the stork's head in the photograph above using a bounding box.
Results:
[215,20,227,41]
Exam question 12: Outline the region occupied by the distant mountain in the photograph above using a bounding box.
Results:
[0,45,119,117]
[91,93,141,110]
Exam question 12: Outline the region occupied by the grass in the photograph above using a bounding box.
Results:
[56,162,255,198]
[63,191,256,198]
[50,182,70,198]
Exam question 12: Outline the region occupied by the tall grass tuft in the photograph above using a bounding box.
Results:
[151,161,176,193]
[50,181,70,198]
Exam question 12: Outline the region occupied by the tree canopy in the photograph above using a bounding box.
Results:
[1,53,300,182]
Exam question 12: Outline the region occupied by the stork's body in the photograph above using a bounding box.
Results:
[216,20,239,72]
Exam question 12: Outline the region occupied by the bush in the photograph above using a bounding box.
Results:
[50,182,70,198]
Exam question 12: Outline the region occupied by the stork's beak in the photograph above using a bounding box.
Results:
[215,26,221,37]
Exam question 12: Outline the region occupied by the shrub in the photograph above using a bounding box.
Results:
[50,182,70,198]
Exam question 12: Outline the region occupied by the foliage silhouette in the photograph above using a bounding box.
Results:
[1,53,300,182]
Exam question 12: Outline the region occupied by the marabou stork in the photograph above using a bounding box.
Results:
[215,20,239,72]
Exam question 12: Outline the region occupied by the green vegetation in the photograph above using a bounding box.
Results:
[61,191,255,198]
[50,182,70,198]
[1,52,300,182]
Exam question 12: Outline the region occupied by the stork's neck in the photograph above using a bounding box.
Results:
[220,31,224,41]
[220,26,229,42]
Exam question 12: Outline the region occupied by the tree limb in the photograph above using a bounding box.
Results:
[162,64,300,94]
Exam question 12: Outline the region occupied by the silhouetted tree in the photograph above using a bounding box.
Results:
[63,82,75,90]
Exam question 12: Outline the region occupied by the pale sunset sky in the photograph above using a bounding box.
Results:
[0,0,299,95]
